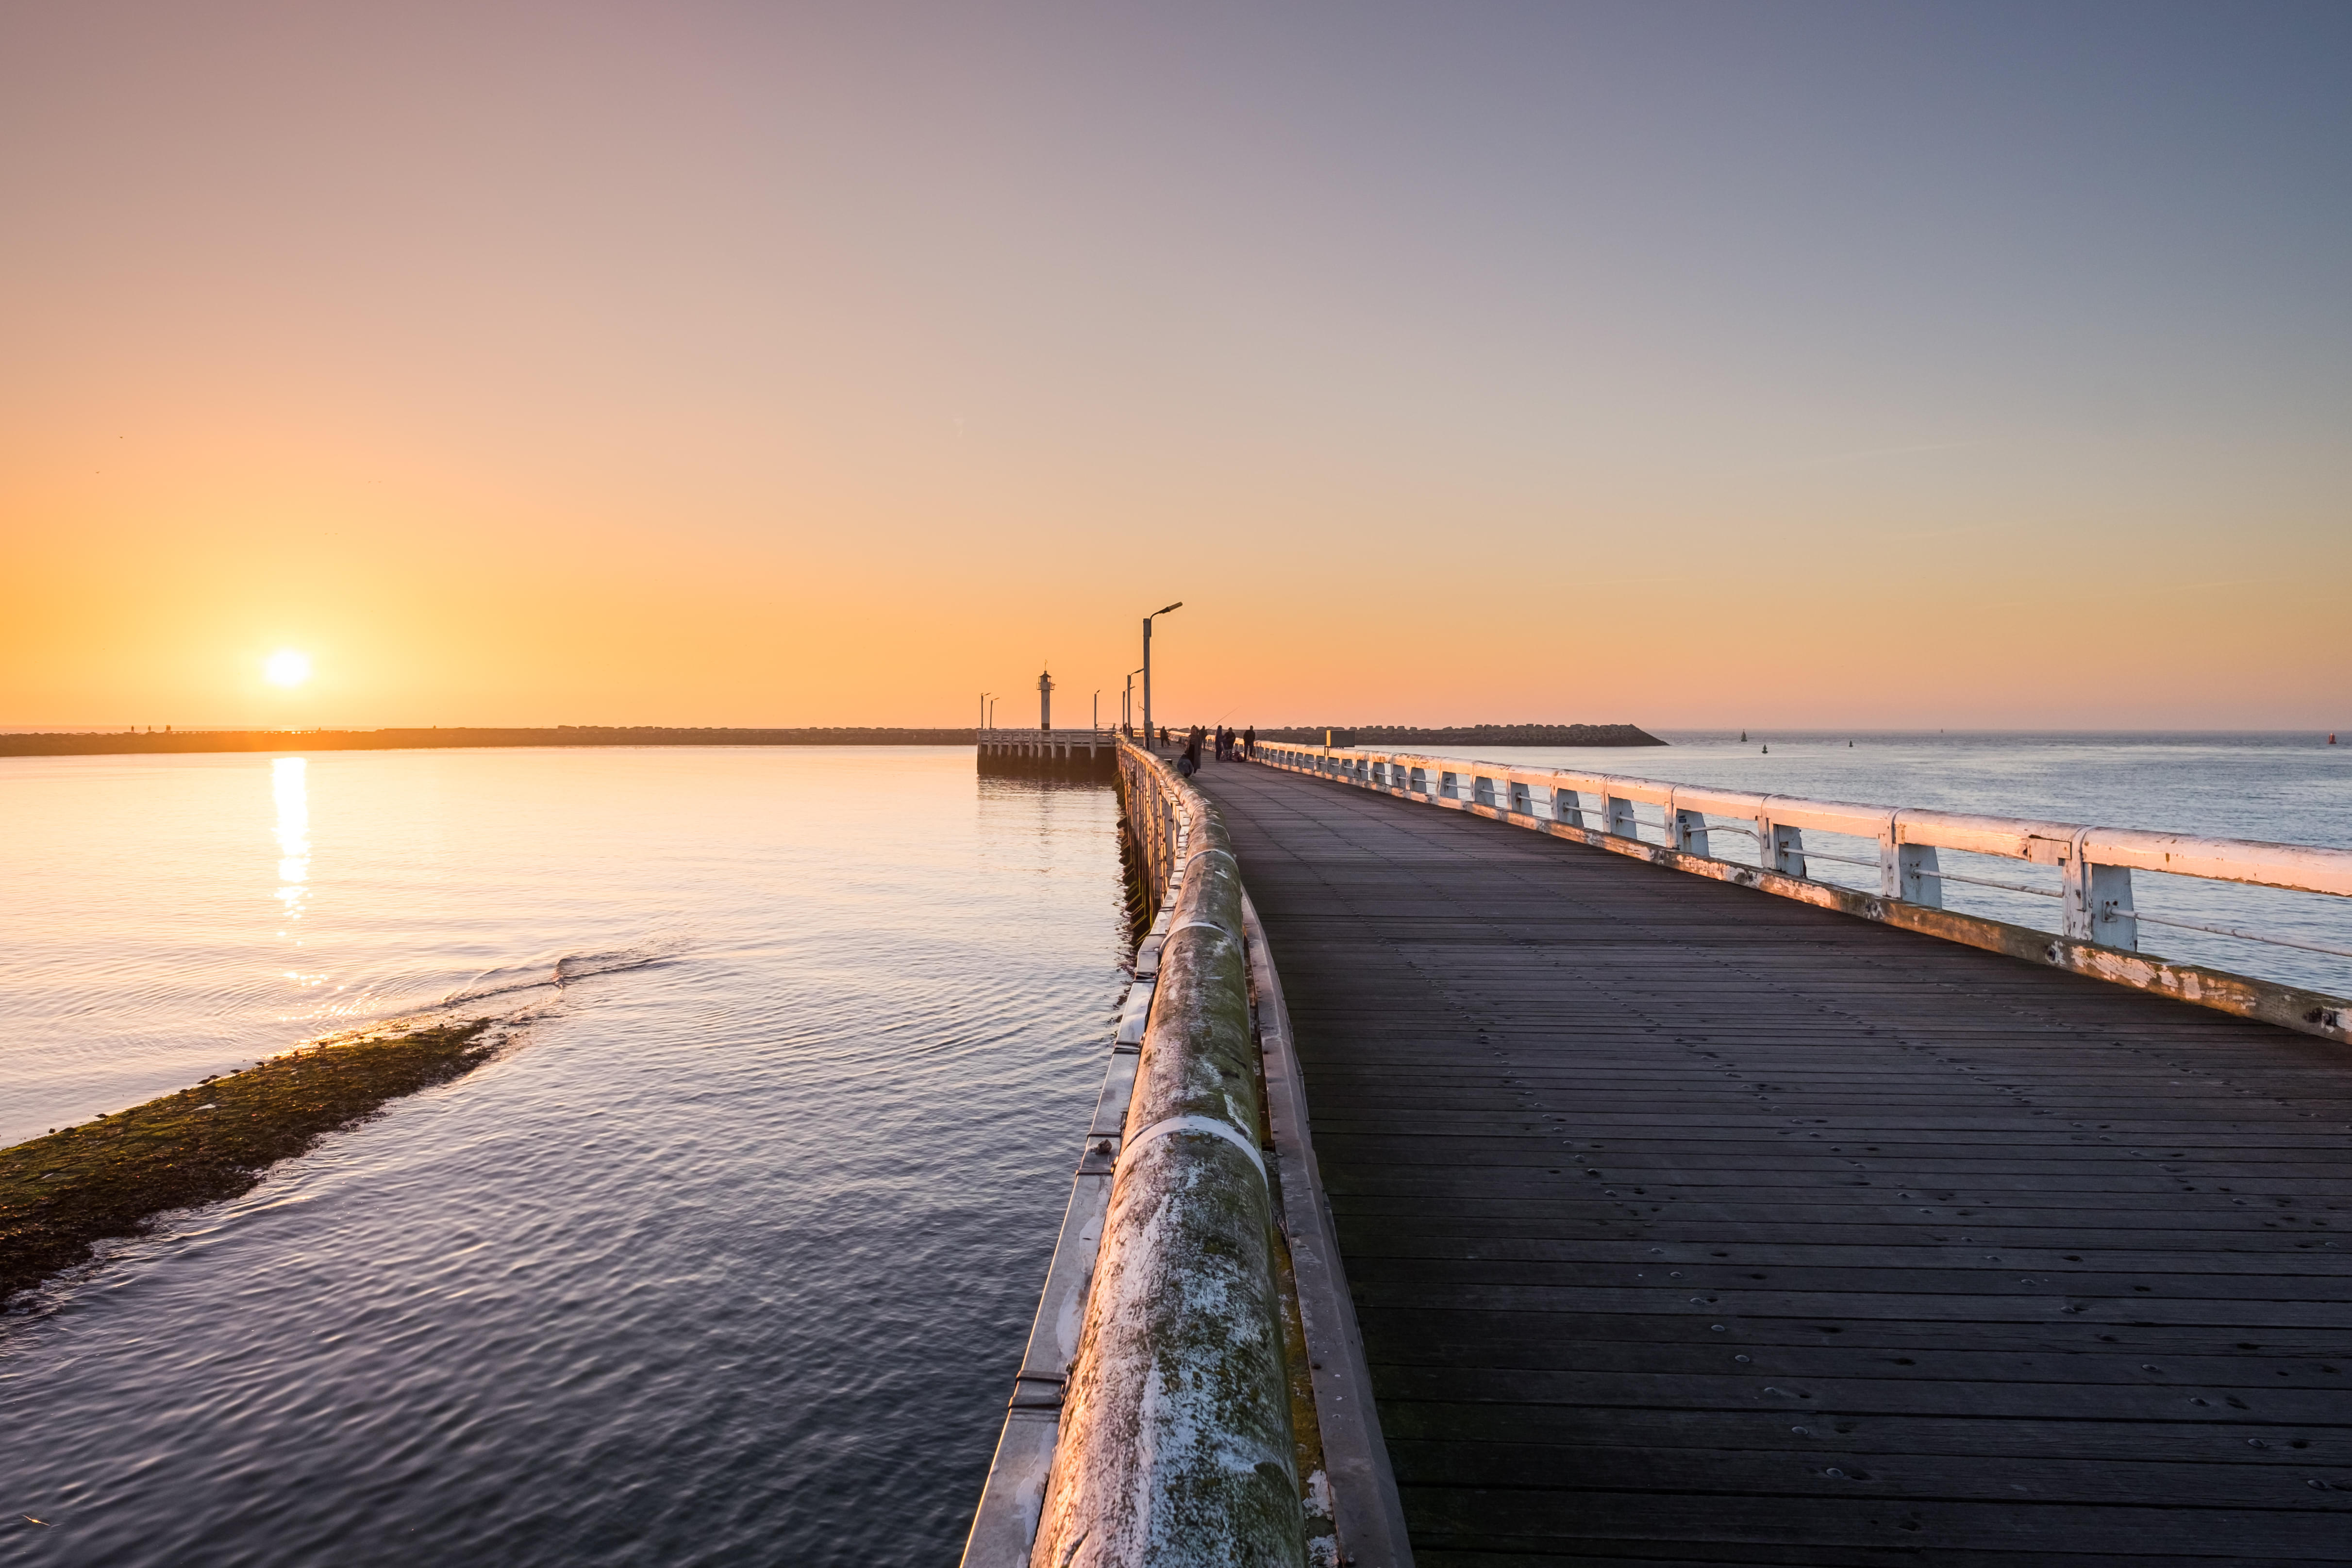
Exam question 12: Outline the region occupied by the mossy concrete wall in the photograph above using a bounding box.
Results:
[1030,753,1304,1568]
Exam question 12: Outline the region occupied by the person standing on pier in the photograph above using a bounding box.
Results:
[1244,725,1255,760]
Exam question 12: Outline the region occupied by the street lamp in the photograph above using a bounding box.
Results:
[1093,689,1101,731]
[1142,601,1181,746]
[1122,666,1143,734]
[979,692,990,733]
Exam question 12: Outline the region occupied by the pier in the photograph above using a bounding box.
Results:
[975,727,1119,779]
[970,739,2352,1566]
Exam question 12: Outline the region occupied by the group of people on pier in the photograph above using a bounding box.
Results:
[1171,723,1255,776]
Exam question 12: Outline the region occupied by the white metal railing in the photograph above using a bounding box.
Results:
[1251,743,2352,967]
[976,726,1119,742]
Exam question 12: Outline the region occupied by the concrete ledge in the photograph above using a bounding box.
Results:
[965,746,1329,1568]
[1029,750,1304,1567]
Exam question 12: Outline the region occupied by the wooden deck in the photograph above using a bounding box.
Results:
[1189,759,2352,1566]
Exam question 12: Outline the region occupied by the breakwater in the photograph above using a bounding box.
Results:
[1,1021,496,1306]
[1256,723,1663,747]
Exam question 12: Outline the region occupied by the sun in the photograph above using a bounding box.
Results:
[264,649,313,687]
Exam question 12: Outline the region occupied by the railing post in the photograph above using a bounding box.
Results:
[1440,770,1459,802]
[1756,813,1807,877]
[1880,817,1943,906]
[1669,807,1710,856]
[1473,774,1495,809]
[2064,833,2137,948]
[1552,787,1585,830]
[1508,781,1531,817]
[1605,793,1638,838]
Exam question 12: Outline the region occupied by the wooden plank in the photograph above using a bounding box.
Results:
[1363,1362,2352,1423]
[1415,1554,2328,1568]
[1356,1315,2352,1385]
[1376,1400,2350,1467]
[1383,1439,2352,1510]
[1400,1488,2352,1559]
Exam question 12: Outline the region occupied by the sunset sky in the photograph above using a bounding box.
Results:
[5,1,2347,731]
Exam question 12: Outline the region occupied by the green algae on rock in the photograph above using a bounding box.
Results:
[1,1020,497,1305]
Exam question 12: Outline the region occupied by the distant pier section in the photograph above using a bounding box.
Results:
[974,665,1118,778]
[975,727,1118,779]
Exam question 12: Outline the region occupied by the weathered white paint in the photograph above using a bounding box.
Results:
[1605,792,1639,839]
[1758,815,1807,878]
[1879,821,1943,908]
[1115,1111,1269,1184]
[2063,833,2138,948]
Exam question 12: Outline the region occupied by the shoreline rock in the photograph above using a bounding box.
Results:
[1,1021,497,1306]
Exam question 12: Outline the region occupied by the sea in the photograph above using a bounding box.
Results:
[1,733,2346,1565]
[1,747,1125,1566]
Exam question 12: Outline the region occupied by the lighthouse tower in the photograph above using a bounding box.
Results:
[1038,667,1054,732]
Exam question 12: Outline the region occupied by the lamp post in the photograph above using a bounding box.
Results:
[1122,667,1143,733]
[1093,690,1100,731]
[979,692,990,733]
[1142,601,1181,747]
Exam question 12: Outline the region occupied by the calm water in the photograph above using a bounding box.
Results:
[0,746,1126,1566]
[1416,731,2352,995]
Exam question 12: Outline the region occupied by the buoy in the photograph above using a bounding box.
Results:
[1739,731,1748,742]
[1761,744,1768,753]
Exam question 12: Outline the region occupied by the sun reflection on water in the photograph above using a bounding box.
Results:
[272,756,310,934]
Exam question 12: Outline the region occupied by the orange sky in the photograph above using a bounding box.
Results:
[6,3,2347,732]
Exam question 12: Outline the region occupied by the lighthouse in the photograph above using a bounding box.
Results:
[1038,667,1054,732]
